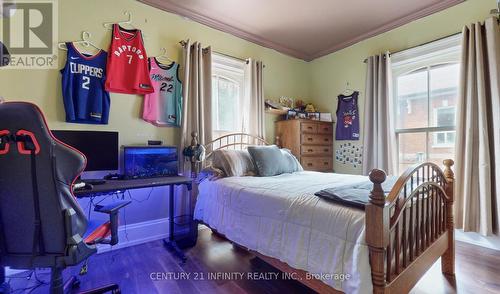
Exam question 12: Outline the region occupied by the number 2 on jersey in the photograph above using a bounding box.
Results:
[82,76,90,90]
[160,83,173,92]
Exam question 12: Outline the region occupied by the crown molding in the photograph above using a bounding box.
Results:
[139,0,465,62]
[309,0,465,61]
[138,0,310,60]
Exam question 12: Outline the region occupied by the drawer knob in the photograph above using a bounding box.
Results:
[323,162,328,165]
[324,138,329,142]
[324,149,329,152]
[307,163,313,166]
[307,138,313,141]
[308,149,313,152]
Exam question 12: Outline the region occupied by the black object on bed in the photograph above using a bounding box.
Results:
[315,176,398,210]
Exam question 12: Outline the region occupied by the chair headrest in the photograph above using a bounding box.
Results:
[0,102,52,153]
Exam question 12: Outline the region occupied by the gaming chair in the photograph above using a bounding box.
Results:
[0,102,130,294]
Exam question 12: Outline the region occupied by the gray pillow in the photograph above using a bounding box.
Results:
[247,145,303,176]
[280,149,303,173]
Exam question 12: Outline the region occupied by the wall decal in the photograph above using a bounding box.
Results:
[335,143,363,169]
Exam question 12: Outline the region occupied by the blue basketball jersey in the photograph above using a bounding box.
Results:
[60,42,110,124]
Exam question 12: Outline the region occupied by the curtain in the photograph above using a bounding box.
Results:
[455,17,500,236]
[180,40,213,174]
[245,59,265,138]
[362,52,397,176]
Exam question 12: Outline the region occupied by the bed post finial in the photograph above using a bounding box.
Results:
[369,169,386,206]
[275,136,280,147]
[366,168,389,293]
[443,159,454,181]
[442,159,455,276]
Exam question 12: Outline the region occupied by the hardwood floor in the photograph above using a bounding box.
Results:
[7,228,500,294]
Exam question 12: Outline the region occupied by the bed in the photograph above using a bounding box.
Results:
[188,132,455,294]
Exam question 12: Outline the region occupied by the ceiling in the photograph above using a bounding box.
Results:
[140,0,464,61]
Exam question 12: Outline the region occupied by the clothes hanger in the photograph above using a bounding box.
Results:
[58,31,100,53]
[342,82,355,96]
[103,11,136,30]
[155,48,174,64]
[103,11,148,39]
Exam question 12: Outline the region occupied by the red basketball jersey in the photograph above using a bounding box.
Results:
[105,24,153,94]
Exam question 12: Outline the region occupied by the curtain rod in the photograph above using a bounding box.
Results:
[214,50,249,64]
[179,40,265,67]
[179,40,246,62]
[363,31,462,63]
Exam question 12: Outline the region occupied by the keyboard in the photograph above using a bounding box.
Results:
[82,179,107,185]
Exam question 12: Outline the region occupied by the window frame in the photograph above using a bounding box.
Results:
[391,34,461,172]
[211,53,246,137]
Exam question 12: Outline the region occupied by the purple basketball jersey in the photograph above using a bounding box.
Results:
[335,91,360,140]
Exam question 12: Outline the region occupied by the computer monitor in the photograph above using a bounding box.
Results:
[51,130,119,171]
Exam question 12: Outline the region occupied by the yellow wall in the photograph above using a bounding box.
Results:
[0,0,496,233]
[0,0,495,174]
[0,0,309,146]
[308,0,496,174]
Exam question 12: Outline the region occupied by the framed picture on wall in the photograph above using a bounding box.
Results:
[320,112,333,122]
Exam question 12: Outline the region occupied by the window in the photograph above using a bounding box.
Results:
[392,35,461,172]
[433,106,456,147]
[212,54,246,138]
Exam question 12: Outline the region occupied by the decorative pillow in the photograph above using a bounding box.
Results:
[280,148,304,173]
[211,149,257,177]
[247,145,303,176]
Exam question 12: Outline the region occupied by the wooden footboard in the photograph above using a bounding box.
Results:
[366,160,455,294]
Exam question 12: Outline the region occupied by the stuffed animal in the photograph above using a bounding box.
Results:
[295,99,305,110]
[305,103,316,113]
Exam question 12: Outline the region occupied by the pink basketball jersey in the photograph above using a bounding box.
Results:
[142,58,182,127]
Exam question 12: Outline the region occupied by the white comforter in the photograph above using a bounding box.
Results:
[194,171,373,294]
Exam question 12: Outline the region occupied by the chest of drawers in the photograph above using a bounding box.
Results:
[275,119,334,172]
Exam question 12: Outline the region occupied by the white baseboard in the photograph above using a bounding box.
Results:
[455,229,500,251]
[97,217,167,253]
